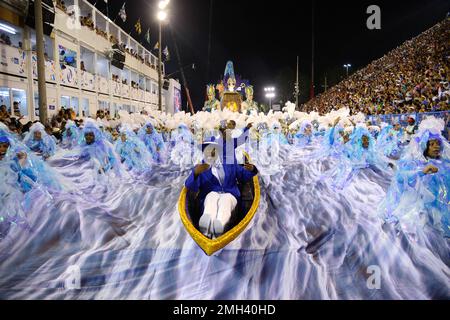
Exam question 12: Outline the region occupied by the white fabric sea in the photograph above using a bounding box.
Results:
[0,140,449,300]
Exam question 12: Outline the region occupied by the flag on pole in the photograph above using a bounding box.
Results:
[163,46,170,61]
[145,29,151,44]
[118,3,127,22]
[135,19,142,35]
[154,42,160,50]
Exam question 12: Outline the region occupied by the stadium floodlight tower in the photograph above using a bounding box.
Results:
[344,64,352,78]
[157,0,170,111]
[264,87,276,110]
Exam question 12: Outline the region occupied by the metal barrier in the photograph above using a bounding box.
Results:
[368,111,450,126]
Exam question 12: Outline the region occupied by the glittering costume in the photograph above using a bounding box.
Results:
[23,122,56,159]
[382,117,450,237]
[221,61,242,112]
[0,133,61,238]
[293,121,314,148]
[325,126,391,190]
[241,86,259,115]
[138,122,167,164]
[170,124,195,170]
[78,119,121,175]
[376,124,402,160]
[203,85,221,112]
[61,120,81,149]
[115,126,154,172]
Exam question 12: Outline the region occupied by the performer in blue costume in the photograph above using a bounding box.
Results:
[0,134,31,239]
[78,119,121,175]
[266,123,289,146]
[23,122,56,160]
[325,125,391,190]
[376,124,402,160]
[185,138,258,238]
[0,130,64,238]
[138,122,166,164]
[170,123,195,170]
[0,134,36,193]
[61,120,81,149]
[382,117,450,238]
[293,121,314,147]
[115,125,154,172]
[310,117,350,159]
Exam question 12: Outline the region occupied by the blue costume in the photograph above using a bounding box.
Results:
[293,121,314,147]
[78,119,120,175]
[0,132,62,239]
[325,126,390,190]
[170,124,195,169]
[61,120,81,149]
[382,117,450,237]
[265,123,289,146]
[376,125,402,160]
[115,126,154,172]
[186,163,257,205]
[23,122,56,159]
[185,146,258,210]
[138,122,166,164]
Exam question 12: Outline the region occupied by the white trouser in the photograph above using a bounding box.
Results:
[203,192,238,227]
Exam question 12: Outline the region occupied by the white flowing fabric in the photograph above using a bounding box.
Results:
[0,138,448,300]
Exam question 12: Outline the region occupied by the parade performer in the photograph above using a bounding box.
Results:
[382,117,450,238]
[324,125,391,190]
[0,127,65,239]
[61,120,81,149]
[241,86,259,115]
[293,120,314,147]
[376,123,402,160]
[265,122,289,147]
[115,125,154,172]
[23,122,56,160]
[221,61,242,112]
[138,122,167,164]
[185,138,258,238]
[203,85,221,112]
[78,119,121,175]
[170,123,195,170]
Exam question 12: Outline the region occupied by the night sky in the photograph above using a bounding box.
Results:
[88,0,449,111]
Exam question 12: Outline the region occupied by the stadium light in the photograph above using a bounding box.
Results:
[157,1,171,112]
[343,64,352,77]
[157,11,167,21]
[264,87,276,109]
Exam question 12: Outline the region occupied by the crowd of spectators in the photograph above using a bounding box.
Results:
[131,81,140,90]
[304,19,450,116]
[1,33,22,49]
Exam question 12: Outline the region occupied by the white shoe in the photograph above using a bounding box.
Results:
[199,215,212,236]
[213,220,224,237]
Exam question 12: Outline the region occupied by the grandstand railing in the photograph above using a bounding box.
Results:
[367,111,450,126]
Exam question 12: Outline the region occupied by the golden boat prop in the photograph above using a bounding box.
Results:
[178,154,260,256]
